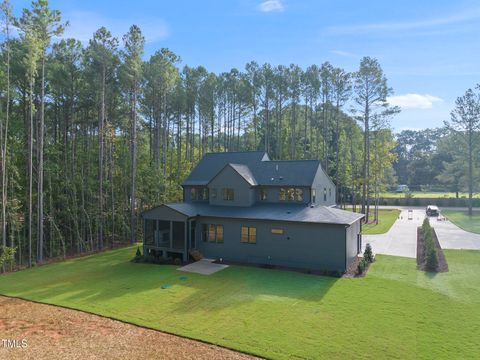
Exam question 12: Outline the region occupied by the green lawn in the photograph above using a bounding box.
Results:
[1,246,479,359]
[380,191,480,199]
[442,210,480,234]
[347,208,400,234]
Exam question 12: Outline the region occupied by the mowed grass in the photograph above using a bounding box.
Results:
[1,246,480,359]
[442,210,480,234]
[347,208,400,234]
[379,191,480,199]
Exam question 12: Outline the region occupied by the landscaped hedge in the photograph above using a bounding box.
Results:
[421,218,438,271]
[357,243,375,275]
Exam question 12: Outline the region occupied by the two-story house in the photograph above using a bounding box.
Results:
[142,151,364,273]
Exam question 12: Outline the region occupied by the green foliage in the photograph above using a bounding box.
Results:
[0,245,16,268]
[356,257,368,275]
[1,246,480,359]
[421,218,438,272]
[364,243,374,263]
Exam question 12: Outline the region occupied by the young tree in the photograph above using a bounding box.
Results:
[445,87,480,215]
[17,0,66,263]
[121,25,144,244]
[0,0,12,256]
[353,57,398,222]
[85,27,118,250]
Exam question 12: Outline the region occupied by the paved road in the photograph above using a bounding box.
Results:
[362,209,425,259]
[433,218,480,250]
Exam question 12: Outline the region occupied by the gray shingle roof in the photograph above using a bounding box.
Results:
[156,202,364,226]
[182,151,321,187]
[227,163,258,186]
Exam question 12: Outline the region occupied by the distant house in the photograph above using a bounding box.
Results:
[395,184,410,193]
[142,151,364,273]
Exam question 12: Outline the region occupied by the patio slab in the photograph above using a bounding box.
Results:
[177,259,229,275]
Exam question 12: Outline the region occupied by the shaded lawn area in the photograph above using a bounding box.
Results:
[347,208,400,234]
[0,246,479,360]
[442,209,480,234]
[379,191,480,199]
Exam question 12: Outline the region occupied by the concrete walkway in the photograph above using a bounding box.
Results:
[177,259,229,275]
[432,217,480,250]
[362,209,425,258]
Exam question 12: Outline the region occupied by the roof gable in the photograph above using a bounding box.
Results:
[182,151,323,187]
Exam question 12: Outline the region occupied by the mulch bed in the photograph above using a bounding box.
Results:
[342,255,371,278]
[416,227,449,273]
[0,296,259,360]
[213,258,368,278]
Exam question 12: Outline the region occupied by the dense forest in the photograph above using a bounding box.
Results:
[0,1,478,268]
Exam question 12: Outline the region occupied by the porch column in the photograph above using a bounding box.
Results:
[183,221,188,262]
[169,221,173,249]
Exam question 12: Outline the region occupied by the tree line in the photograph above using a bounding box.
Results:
[393,86,480,216]
[0,0,398,268]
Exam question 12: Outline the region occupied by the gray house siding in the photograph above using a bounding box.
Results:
[196,216,348,272]
[208,165,255,207]
[345,220,361,266]
[311,166,336,206]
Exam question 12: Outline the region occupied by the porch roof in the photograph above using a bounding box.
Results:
[143,202,364,226]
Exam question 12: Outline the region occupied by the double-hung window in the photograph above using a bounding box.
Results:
[223,188,234,201]
[241,226,256,244]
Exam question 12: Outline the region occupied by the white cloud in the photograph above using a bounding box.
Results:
[330,50,357,58]
[258,0,284,13]
[62,11,170,44]
[328,9,480,35]
[387,94,443,109]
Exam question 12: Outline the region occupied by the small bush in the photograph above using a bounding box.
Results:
[421,217,438,272]
[364,243,374,263]
[173,257,182,266]
[135,246,142,257]
[357,258,367,275]
[426,246,438,271]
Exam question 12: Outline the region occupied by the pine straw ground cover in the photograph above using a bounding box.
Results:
[0,295,258,360]
[0,246,480,359]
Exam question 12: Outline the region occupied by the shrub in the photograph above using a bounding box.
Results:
[357,258,368,275]
[173,257,182,266]
[0,246,16,268]
[364,243,374,263]
[426,246,438,271]
[421,218,438,272]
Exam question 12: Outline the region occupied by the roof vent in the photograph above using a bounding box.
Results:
[286,210,291,214]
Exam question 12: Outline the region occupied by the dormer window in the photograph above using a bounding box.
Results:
[260,188,268,201]
[279,187,304,202]
[190,187,209,201]
[223,188,234,201]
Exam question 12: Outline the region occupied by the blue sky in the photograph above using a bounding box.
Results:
[11,0,480,131]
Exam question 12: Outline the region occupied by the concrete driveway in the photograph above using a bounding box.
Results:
[362,209,425,258]
[433,217,480,250]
